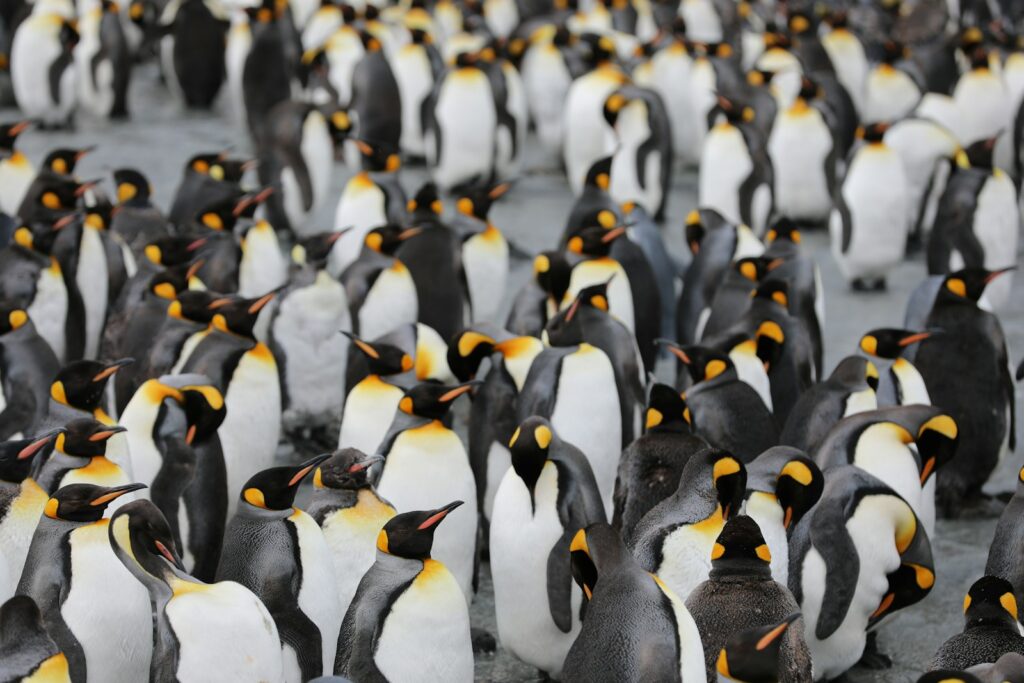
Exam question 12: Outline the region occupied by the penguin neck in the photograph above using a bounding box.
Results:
[708,558,772,581]
[238,501,294,521]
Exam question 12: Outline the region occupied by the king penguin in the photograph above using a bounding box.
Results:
[336,332,412,454]
[0,595,70,682]
[857,328,932,407]
[0,121,35,216]
[986,465,1024,625]
[0,438,51,603]
[339,224,419,342]
[715,614,800,683]
[11,2,78,129]
[31,418,132,497]
[932,576,1024,670]
[0,304,59,440]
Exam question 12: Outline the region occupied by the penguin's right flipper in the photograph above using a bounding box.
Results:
[546,529,575,633]
[809,501,860,641]
[277,608,324,682]
[515,348,573,422]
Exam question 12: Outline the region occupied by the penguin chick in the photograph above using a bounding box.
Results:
[715,614,802,683]
[0,595,69,682]
[966,652,1024,682]
[685,516,812,682]
[932,576,1024,670]
[335,502,473,683]
[306,449,394,619]
[561,522,706,682]
[216,455,341,682]
[613,383,712,538]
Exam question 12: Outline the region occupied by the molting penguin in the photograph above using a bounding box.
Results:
[0,304,59,440]
[335,502,473,682]
[857,328,932,407]
[932,576,1024,670]
[630,450,747,600]
[788,465,934,681]
[375,381,479,598]
[0,595,69,682]
[306,449,393,618]
[0,438,50,602]
[216,455,340,682]
[490,417,606,679]
[108,499,284,681]
[336,333,412,453]
[339,224,418,341]
[685,516,812,682]
[613,383,712,540]
[715,614,801,683]
[11,4,78,128]
[16,482,150,683]
[562,522,706,682]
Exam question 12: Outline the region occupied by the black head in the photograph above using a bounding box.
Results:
[754,316,787,372]
[185,153,222,177]
[407,181,443,218]
[765,217,801,245]
[859,328,933,360]
[710,515,772,577]
[734,256,782,283]
[0,302,29,335]
[644,383,691,432]
[109,500,186,579]
[376,501,463,560]
[828,355,879,393]
[797,75,819,101]
[968,46,989,71]
[583,156,613,191]
[716,613,800,682]
[0,121,29,152]
[567,221,626,257]
[915,411,959,485]
[534,250,572,303]
[454,51,479,69]
[570,522,631,601]
[602,90,630,127]
[746,68,776,88]
[398,381,478,420]
[940,267,1014,303]
[180,384,226,445]
[113,168,152,205]
[580,32,616,66]
[43,147,91,176]
[207,291,276,338]
[162,283,217,324]
[26,418,125,458]
[563,279,613,325]
[313,448,383,490]
[455,184,509,221]
[881,40,907,64]
[788,11,812,34]
[240,455,330,510]
[509,416,555,497]
[963,576,1019,630]
[713,94,756,126]
[0,437,43,483]
[244,0,280,24]
[145,235,205,268]
[292,231,345,267]
[660,341,734,384]
[708,451,746,520]
[43,483,145,523]
[363,223,421,256]
[323,105,353,147]
[773,456,824,531]
[59,19,79,49]
[447,329,497,382]
[51,358,133,410]
[193,196,246,232]
[354,138,400,173]
[961,135,999,169]
[344,332,413,376]
[31,176,85,215]
[212,157,252,184]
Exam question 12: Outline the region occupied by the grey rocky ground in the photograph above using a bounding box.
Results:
[6,64,1023,681]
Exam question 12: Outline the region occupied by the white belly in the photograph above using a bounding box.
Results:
[610,100,661,213]
[239,227,288,298]
[482,441,510,521]
[12,20,67,121]
[0,481,47,602]
[289,510,342,677]
[971,173,1018,309]
[395,46,434,156]
[120,396,163,490]
[338,377,403,452]
[27,264,68,362]
[358,263,418,340]
[431,72,497,192]
[656,510,723,601]
[699,124,753,226]
[743,491,789,584]
[729,349,773,411]
[0,157,35,215]
[679,0,720,42]
[565,260,634,332]
[329,180,388,274]
[864,69,919,123]
[297,112,334,232]
[563,69,622,194]
[892,358,929,406]
[78,227,109,360]
[462,227,509,322]
[321,490,395,614]
[822,31,867,114]
[953,71,1009,147]
[853,428,923,521]
[649,48,694,159]
[522,46,571,154]
[769,108,833,222]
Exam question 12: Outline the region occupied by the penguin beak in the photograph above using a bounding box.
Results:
[757,614,799,650]
[18,429,61,459]
[327,227,352,244]
[74,146,95,161]
[289,454,332,487]
[186,237,207,252]
[985,266,1016,283]
[564,296,582,322]
[656,339,691,364]
[153,537,185,570]
[398,226,423,241]
[89,482,146,506]
[418,500,464,530]
[601,225,627,243]
[439,381,482,402]
[53,213,77,230]
[349,454,385,473]
[74,180,100,197]
[89,426,127,441]
[185,259,205,281]
[10,121,30,136]
[342,332,379,359]
[489,183,511,199]
[247,292,276,314]
[897,332,931,347]
[93,358,134,381]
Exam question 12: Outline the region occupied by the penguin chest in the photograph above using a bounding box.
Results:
[564,70,622,191]
[431,72,497,189]
[483,441,511,521]
[852,425,922,517]
[656,507,725,599]
[394,47,434,153]
[768,107,832,221]
[549,345,621,516]
[678,0,721,42]
[239,227,288,298]
[462,226,509,322]
[288,510,342,676]
[61,457,131,490]
[274,276,351,425]
[63,521,152,682]
[842,387,877,417]
[321,490,395,612]
[521,46,571,148]
[865,67,919,122]
[490,463,581,674]
[378,423,478,596]
[728,347,773,411]
[0,155,35,215]
[953,71,1008,145]
[358,262,418,340]
[297,112,334,221]
[970,173,1017,309]
[610,101,660,211]
[822,31,867,110]
[11,17,66,116]
[27,259,68,362]
[743,491,788,584]
[699,124,753,226]
[374,560,473,683]
[330,179,387,272]
[338,376,404,453]
[75,13,114,115]
[891,358,929,406]
[77,227,110,360]
[650,49,694,157]
[0,480,47,598]
[565,260,634,331]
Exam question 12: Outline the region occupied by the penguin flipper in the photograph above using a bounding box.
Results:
[277,606,324,682]
[546,529,575,633]
[0,399,34,441]
[809,501,860,641]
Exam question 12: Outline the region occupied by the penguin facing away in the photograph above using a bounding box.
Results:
[0,437,51,604]
[932,576,1024,671]
[986,466,1024,626]
[0,595,70,682]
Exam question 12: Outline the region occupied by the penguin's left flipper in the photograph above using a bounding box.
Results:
[636,136,658,190]
[276,606,324,681]
[546,529,575,633]
[809,503,860,641]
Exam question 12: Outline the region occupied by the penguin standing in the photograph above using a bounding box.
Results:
[820,11,867,115]
[953,48,1009,157]
[647,20,695,162]
[241,0,297,144]
[863,41,923,123]
[217,456,341,682]
[306,449,393,618]
[394,27,443,159]
[604,85,674,220]
[76,0,132,119]
[450,185,510,324]
[788,465,934,680]
[858,328,932,407]
[376,382,478,598]
[932,576,1024,670]
[16,482,150,683]
[339,224,418,341]
[0,305,59,440]
[0,595,69,681]
[349,29,402,157]
[11,2,78,128]
[109,500,284,681]
[159,0,229,109]
[0,438,50,602]
[337,333,412,453]
[520,25,579,163]
[685,515,812,682]
[490,417,606,679]
[237,207,288,300]
[830,122,909,291]
[0,122,35,215]
[335,502,473,682]
[562,522,706,682]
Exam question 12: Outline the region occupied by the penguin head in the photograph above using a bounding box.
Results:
[856,122,889,144]
[660,342,735,384]
[916,674,981,683]
[108,500,186,580]
[745,68,775,89]
[51,358,133,411]
[959,135,999,170]
[353,138,401,173]
[773,456,823,531]
[683,208,729,255]
[244,0,281,24]
[180,385,226,445]
[32,176,87,215]
[313,449,383,490]
[583,156,613,191]
[709,451,746,520]
[826,355,879,393]
[959,25,985,52]
[0,302,29,335]
[193,196,246,232]
[715,613,799,683]
[940,267,1014,303]
[43,147,91,177]
[0,436,44,483]
[453,51,479,69]
[567,220,626,257]
[796,75,821,101]
[764,217,800,245]
[713,94,756,126]
[963,576,1019,630]
[233,188,275,225]
[240,455,330,511]
[145,235,205,268]
[344,332,413,376]
[915,411,958,485]
[164,286,218,324]
[455,183,509,221]
[363,223,421,256]
[448,329,497,381]
[185,153,223,177]
[787,11,813,35]
[508,416,556,499]
[569,523,630,600]
[322,105,353,147]
[407,182,443,219]
[644,383,691,432]
[293,231,346,267]
[534,250,572,304]
[207,291,276,338]
[579,32,616,66]
[43,483,146,523]
[58,19,79,50]
[0,120,30,154]
[859,328,932,360]
[376,501,463,559]
[881,40,908,65]
[734,256,782,283]
[602,90,630,127]
[41,418,127,458]
[113,168,152,206]
[709,515,772,577]
[968,46,990,71]
[212,156,253,184]
[398,381,478,420]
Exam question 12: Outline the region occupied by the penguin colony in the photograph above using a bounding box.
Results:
[0,0,1023,680]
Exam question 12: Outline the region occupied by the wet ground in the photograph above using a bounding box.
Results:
[6,64,1023,681]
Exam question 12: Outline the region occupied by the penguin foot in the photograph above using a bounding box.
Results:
[471,627,497,654]
[854,632,892,670]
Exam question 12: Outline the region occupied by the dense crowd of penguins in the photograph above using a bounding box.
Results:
[1,0,1024,680]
